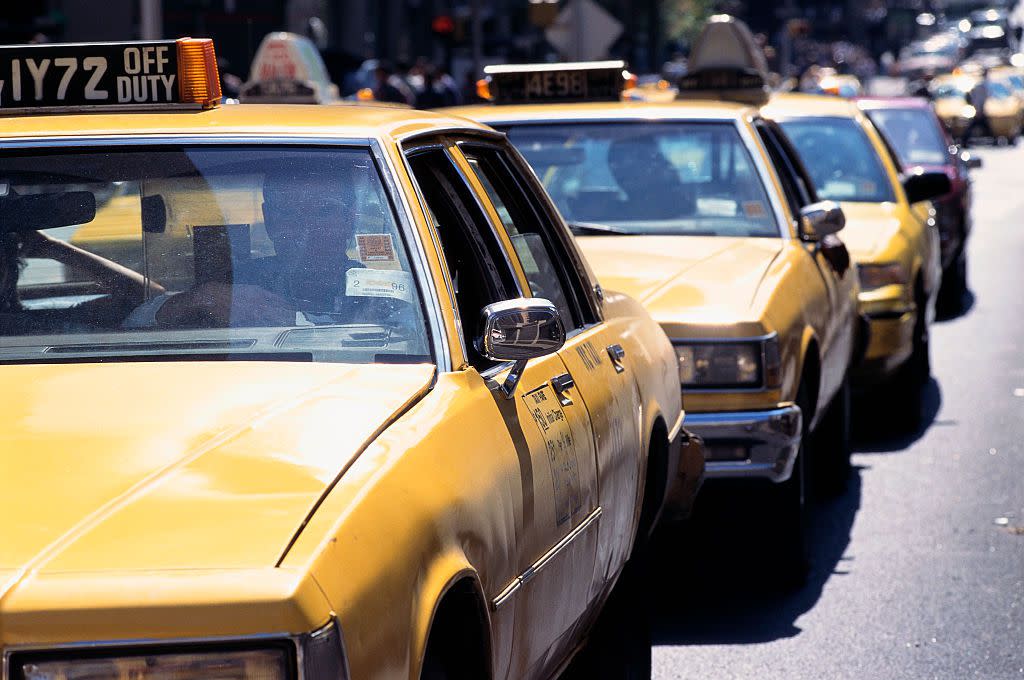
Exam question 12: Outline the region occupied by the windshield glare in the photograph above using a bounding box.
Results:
[504,122,780,238]
[867,109,949,166]
[779,117,897,203]
[0,146,431,364]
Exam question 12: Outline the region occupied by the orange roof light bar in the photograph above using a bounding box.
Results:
[176,38,222,108]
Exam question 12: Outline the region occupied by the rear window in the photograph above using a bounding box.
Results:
[778,117,897,203]
[0,145,431,364]
[866,108,949,166]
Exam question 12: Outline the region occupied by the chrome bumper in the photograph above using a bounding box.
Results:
[685,404,802,483]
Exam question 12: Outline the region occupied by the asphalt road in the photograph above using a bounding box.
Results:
[640,144,1024,679]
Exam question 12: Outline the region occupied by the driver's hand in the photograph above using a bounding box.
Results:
[158,282,296,327]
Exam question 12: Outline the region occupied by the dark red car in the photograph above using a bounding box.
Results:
[857,97,981,312]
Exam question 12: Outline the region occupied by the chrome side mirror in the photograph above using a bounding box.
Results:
[799,201,846,242]
[476,297,566,397]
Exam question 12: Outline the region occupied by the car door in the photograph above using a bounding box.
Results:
[404,141,599,680]
[457,142,644,611]
[756,119,856,397]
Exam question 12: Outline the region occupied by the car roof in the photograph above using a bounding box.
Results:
[0,103,495,142]
[855,96,933,110]
[762,92,861,118]
[441,99,755,125]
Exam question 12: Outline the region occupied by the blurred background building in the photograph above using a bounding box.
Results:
[2,0,1019,90]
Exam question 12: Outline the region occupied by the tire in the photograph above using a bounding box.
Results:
[811,375,852,497]
[760,380,811,589]
[888,287,931,430]
[938,249,968,316]
[564,548,652,679]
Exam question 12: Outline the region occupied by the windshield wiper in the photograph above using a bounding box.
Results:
[567,221,633,236]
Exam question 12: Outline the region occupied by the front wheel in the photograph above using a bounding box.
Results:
[938,249,968,315]
[759,380,812,588]
[563,550,652,679]
[811,376,852,497]
[889,289,931,430]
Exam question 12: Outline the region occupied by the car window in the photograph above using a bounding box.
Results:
[866,109,949,166]
[0,146,431,365]
[778,117,897,203]
[406,146,518,369]
[755,120,816,221]
[504,122,780,238]
[462,145,591,330]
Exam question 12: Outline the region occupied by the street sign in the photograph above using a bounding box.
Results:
[544,0,623,62]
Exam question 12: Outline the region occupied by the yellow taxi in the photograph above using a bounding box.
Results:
[446,16,864,579]
[0,39,699,680]
[762,92,949,421]
[929,71,1022,144]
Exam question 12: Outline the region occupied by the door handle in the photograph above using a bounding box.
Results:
[551,372,575,406]
[607,344,626,373]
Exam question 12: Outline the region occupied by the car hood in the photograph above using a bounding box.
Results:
[837,202,907,260]
[577,235,782,323]
[0,361,433,579]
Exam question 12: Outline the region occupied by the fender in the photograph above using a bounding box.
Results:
[411,555,494,680]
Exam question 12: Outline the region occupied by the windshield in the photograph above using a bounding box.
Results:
[503,122,780,237]
[779,117,897,203]
[0,146,431,364]
[867,108,949,166]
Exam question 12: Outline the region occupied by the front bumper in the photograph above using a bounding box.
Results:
[684,404,802,483]
[853,307,915,385]
[662,428,705,521]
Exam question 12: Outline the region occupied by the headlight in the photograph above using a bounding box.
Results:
[675,337,780,389]
[14,648,291,680]
[858,262,908,291]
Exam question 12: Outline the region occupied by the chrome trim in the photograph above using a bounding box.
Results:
[443,143,525,299]
[668,409,686,442]
[371,138,451,372]
[734,115,793,240]
[491,506,602,611]
[685,404,802,483]
[400,139,465,367]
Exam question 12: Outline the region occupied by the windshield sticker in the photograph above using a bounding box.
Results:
[356,233,397,263]
[743,201,767,218]
[346,267,413,302]
[697,197,738,217]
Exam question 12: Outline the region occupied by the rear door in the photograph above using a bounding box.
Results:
[458,142,644,606]
[405,140,598,680]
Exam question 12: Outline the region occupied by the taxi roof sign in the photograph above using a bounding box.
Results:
[484,61,627,104]
[0,38,221,114]
[677,15,770,105]
[239,32,339,104]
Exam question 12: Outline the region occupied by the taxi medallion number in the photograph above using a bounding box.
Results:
[525,71,587,99]
[0,41,181,109]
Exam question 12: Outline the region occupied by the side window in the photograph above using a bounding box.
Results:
[757,120,821,218]
[755,121,806,222]
[406,147,517,369]
[462,145,591,331]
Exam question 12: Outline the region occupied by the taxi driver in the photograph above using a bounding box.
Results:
[125,169,366,329]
